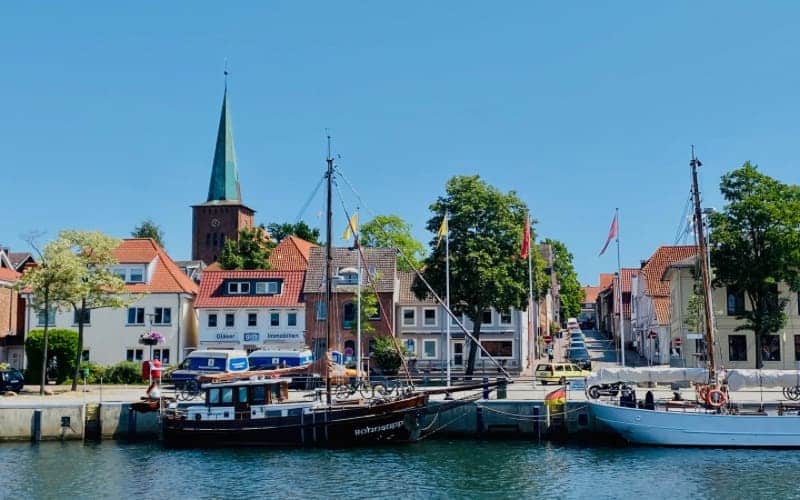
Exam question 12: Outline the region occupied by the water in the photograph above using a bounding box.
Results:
[2,439,799,499]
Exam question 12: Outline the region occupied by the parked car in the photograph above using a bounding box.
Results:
[567,317,580,329]
[0,367,24,393]
[566,347,592,370]
[568,339,586,350]
[569,332,585,343]
[535,362,590,385]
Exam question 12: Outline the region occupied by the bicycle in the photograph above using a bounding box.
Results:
[782,386,800,401]
[334,379,388,400]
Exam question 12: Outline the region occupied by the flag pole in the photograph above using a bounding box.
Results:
[445,211,451,388]
[616,207,625,367]
[527,213,536,365]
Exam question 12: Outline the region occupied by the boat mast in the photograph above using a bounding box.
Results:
[325,136,334,406]
[690,146,716,381]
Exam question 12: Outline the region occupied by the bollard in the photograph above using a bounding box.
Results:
[127,406,137,442]
[32,409,42,443]
[476,405,484,436]
[482,377,490,400]
[496,377,507,400]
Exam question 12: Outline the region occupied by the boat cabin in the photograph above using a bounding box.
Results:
[185,378,312,422]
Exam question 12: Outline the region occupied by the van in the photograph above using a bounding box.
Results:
[567,317,580,329]
[248,349,313,370]
[171,350,249,388]
[535,362,591,385]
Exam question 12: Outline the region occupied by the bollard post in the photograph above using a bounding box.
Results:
[32,409,42,443]
[476,405,484,436]
[482,377,489,400]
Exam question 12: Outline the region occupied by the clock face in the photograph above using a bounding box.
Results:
[210,218,221,228]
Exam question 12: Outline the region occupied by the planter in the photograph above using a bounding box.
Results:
[139,338,159,346]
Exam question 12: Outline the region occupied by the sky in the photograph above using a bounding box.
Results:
[2,2,800,285]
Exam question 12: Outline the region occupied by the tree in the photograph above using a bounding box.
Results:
[60,231,129,391]
[131,219,165,247]
[360,215,426,272]
[24,329,78,384]
[413,175,537,375]
[542,239,585,321]
[219,226,274,270]
[709,162,800,368]
[370,335,406,374]
[266,221,321,245]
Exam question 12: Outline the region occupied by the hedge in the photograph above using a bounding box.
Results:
[25,329,78,384]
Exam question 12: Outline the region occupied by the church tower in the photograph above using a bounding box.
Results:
[192,86,254,264]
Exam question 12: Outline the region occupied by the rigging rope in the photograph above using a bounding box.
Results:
[295,173,326,223]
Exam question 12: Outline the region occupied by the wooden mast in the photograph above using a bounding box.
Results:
[690,146,717,381]
[325,136,334,406]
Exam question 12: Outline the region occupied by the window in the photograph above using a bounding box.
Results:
[337,269,358,285]
[761,335,781,362]
[256,281,280,294]
[208,388,220,404]
[125,349,143,362]
[270,312,280,327]
[342,303,355,329]
[404,338,416,356]
[154,307,171,325]
[726,287,745,316]
[129,268,144,283]
[238,386,248,403]
[228,282,250,294]
[481,341,513,358]
[248,313,257,327]
[81,350,90,362]
[222,387,233,404]
[482,309,493,325]
[127,307,145,325]
[500,309,512,325]
[402,308,416,326]
[113,269,126,281]
[113,266,145,283]
[728,335,747,362]
[288,312,297,327]
[422,339,437,359]
[450,313,461,326]
[37,307,56,326]
[316,301,327,320]
[423,308,437,326]
[73,309,91,325]
[225,313,235,327]
[153,348,171,365]
[208,313,218,327]
[252,385,267,404]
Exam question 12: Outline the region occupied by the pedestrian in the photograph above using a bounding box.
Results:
[547,345,554,362]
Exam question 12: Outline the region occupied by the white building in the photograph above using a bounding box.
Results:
[22,238,199,367]
[195,270,306,352]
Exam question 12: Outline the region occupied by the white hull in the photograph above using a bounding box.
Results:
[589,401,800,447]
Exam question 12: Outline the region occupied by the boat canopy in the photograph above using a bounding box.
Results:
[586,367,709,386]
[725,370,800,391]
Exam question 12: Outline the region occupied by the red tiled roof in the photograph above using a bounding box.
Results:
[195,270,305,308]
[599,273,615,290]
[268,236,316,271]
[114,239,198,294]
[583,286,602,304]
[619,268,637,293]
[641,246,698,297]
[0,267,20,282]
[653,296,671,325]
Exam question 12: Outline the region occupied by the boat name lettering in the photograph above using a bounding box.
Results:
[354,420,404,437]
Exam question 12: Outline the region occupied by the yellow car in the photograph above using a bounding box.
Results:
[535,362,591,385]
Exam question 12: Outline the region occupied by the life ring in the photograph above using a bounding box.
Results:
[706,388,727,408]
[696,385,709,403]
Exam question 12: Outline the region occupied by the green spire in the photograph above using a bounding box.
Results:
[207,88,241,202]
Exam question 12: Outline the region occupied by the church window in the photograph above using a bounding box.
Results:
[206,233,211,246]
[213,233,218,246]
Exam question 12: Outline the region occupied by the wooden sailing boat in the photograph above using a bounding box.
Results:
[588,148,800,447]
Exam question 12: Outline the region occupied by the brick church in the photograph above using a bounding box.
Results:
[191,86,255,265]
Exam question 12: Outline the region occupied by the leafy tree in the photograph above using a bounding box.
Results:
[709,162,800,368]
[24,329,78,384]
[266,221,321,245]
[413,175,537,375]
[219,226,274,270]
[542,239,585,321]
[360,215,426,271]
[60,231,129,391]
[370,335,406,374]
[131,219,165,247]
[359,287,379,336]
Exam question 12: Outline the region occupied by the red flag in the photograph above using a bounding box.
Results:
[520,218,531,259]
[598,212,618,256]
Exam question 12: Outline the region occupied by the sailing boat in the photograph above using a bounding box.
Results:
[161,140,428,447]
[587,149,800,448]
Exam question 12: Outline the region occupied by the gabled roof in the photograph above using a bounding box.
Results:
[582,286,602,304]
[195,270,305,308]
[268,236,316,271]
[640,246,697,297]
[303,247,396,294]
[206,88,241,203]
[398,270,436,304]
[7,252,34,271]
[0,267,19,283]
[619,268,637,294]
[599,273,615,290]
[113,239,199,294]
[653,296,671,325]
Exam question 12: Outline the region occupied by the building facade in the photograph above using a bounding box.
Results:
[0,250,24,369]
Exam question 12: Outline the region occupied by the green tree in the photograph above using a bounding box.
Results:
[266,221,321,245]
[542,239,585,321]
[24,329,78,384]
[370,336,407,374]
[60,231,129,391]
[413,175,537,375]
[360,215,426,271]
[219,226,274,270]
[709,162,800,368]
[131,219,165,247]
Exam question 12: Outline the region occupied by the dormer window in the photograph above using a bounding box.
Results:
[112,265,146,284]
[255,281,280,295]
[337,267,359,285]
[228,282,250,294]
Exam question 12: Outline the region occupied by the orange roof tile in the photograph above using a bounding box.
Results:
[599,273,615,290]
[114,239,198,294]
[195,270,305,308]
[205,261,223,271]
[268,236,317,271]
[582,286,602,304]
[0,267,20,282]
[641,246,698,297]
[653,296,671,325]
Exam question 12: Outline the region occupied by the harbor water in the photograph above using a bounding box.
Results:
[2,440,799,499]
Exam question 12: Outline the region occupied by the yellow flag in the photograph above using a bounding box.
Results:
[436,215,448,247]
[342,213,358,240]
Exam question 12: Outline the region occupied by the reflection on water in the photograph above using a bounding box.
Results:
[1,439,799,499]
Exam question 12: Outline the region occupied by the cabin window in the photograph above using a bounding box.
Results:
[728,335,747,362]
[252,385,267,404]
[287,408,302,417]
[726,287,745,316]
[271,384,282,401]
[761,335,781,362]
[238,386,248,403]
[266,410,282,418]
[208,388,220,405]
[221,387,233,404]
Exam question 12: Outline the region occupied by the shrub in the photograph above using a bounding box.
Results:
[25,329,78,384]
[370,336,406,374]
[104,361,142,384]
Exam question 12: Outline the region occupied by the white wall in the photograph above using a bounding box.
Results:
[197,306,306,350]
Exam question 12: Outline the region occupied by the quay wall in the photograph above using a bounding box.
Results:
[0,404,85,441]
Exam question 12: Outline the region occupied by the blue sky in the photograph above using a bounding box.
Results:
[2,2,799,284]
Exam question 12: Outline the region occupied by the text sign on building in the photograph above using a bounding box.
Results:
[265,331,304,342]
[243,332,260,343]
[200,331,240,343]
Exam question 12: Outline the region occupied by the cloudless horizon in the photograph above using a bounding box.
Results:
[2,2,800,284]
